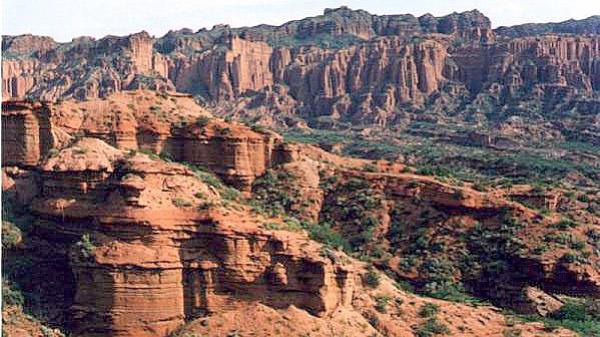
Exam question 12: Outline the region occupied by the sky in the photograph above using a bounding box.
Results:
[3,0,600,42]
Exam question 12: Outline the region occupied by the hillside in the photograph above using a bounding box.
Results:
[2,90,599,337]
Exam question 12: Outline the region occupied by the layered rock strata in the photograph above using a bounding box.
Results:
[1,100,53,166]
[3,8,600,125]
[28,138,354,337]
[1,91,286,191]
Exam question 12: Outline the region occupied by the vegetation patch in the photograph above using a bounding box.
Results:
[516,299,600,337]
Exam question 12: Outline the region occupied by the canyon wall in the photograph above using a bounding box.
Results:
[1,101,54,166]
[1,91,286,191]
[6,7,598,125]
[27,138,355,337]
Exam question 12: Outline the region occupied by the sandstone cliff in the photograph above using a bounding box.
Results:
[495,15,600,37]
[1,91,284,191]
[3,91,594,336]
[3,8,599,131]
[3,135,577,337]
[251,144,600,311]
[27,138,353,336]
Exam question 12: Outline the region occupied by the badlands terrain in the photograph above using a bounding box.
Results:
[2,6,600,337]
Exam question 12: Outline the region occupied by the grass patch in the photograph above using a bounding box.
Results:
[517,300,600,336]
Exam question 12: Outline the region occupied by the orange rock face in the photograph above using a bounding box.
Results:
[28,138,354,337]
[181,119,284,190]
[1,100,54,166]
[3,7,600,126]
[5,136,573,337]
[0,91,285,191]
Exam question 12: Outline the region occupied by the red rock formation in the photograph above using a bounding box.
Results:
[2,58,39,98]
[29,138,354,337]
[2,34,57,55]
[181,119,283,190]
[1,92,290,191]
[451,36,600,93]
[3,9,599,125]
[169,36,274,99]
[9,136,572,337]
[1,100,54,166]
[2,32,172,101]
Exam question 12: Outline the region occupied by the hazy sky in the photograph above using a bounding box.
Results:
[3,0,600,42]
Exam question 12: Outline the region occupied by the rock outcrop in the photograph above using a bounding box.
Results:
[26,138,353,336]
[5,136,577,337]
[1,100,54,166]
[252,146,600,309]
[1,91,285,191]
[2,32,172,101]
[495,15,600,37]
[3,7,600,127]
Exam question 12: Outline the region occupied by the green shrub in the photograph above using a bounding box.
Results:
[554,218,578,230]
[569,239,586,251]
[172,198,192,208]
[47,148,60,158]
[532,243,550,255]
[549,301,596,321]
[418,258,456,293]
[577,194,590,203]
[306,222,351,252]
[520,299,600,336]
[542,320,560,332]
[562,252,578,264]
[75,233,96,259]
[159,149,174,161]
[363,267,381,288]
[414,317,450,337]
[362,163,377,172]
[418,303,440,318]
[394,280,415,293]
[2,282,24,307]
[251,170,300,217]
[424,283,485,304]
[283,217,304,232]
[2,221,22,249]
[251,124,267,133]
[375,295,390,313]
[460,218,526,297]
[195,116,211,127]
[318,176,382,252]
[40,326,55,337]
[261,222,281,230]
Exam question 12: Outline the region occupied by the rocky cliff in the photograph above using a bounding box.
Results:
[3,7,600,337]
[495,15,600,37]
[1,91,285,191]
[4,8,599,131]
[11,7,599,128]
[1,100,54,166]
[4,28,600,140]
[2,125,579,337]
[25,137,355,336]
